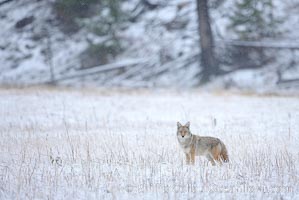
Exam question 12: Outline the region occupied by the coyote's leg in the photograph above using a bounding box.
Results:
[185,153,190,165]
[212,146,223,166]
[190,148,196,165]
[206,154,216,166]
[215,155,223,166]
[215,156,222,166]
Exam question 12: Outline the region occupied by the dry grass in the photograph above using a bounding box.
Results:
[0,88,298,199]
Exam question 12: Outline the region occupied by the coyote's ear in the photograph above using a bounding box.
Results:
[177,122,182,128]
[185,121,190,128]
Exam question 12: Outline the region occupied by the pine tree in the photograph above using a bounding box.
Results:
[225,0,283,70]
[80,0,126,68]
[228,0,281,40]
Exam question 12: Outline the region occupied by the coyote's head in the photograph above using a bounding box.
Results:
[177,121,191,139]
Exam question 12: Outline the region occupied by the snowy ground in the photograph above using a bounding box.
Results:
[0,88,298,199]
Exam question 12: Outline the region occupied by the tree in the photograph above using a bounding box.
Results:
[227,0,283,69]
[54,0,100,32]
[228,0,281,40]
[196,0,218,84]
[79,0,126,68]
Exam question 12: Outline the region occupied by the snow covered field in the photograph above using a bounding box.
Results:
[0,88,298,199]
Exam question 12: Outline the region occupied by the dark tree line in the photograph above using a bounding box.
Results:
[50,0,286,85]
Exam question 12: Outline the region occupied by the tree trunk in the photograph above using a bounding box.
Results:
[196,0,218,84]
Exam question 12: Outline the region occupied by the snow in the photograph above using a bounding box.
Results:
[0,88,298,199]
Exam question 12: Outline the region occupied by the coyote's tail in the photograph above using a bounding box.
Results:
[220,142,229,162]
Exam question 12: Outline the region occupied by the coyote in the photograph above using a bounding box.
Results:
[177,122,229,165]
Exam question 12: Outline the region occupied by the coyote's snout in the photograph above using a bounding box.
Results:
[177,121,229,166]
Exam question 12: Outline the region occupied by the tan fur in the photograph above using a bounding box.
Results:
[177,121,229,166]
